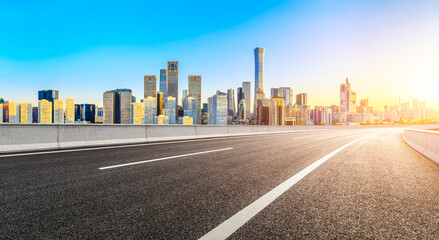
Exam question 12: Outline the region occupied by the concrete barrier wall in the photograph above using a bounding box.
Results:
[1,123,439,154]
[403,128,439,165]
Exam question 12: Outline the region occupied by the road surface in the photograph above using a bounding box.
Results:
[1,127,439,239]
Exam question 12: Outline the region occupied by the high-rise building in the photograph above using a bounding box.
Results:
[242,82,251,118]
[131,102,145,124]
[96,107,104,123]
[54,99,64,123]
[340,78,356,114]
[213,91,227,125]
[271,88,279,98]
[20,102,32,123]
[167,61,179,117]
[3,101,9,123]
[160,69,168,101]
[154,115,169,125]
[279,87,293,105]
[164,96,176,124]
[8,102,19,123]
[256,98,270,125]
[65,97,75,123]
[207,97,213,125]
[254,47,265,116]
[75,104,96,123]
[183,96,197,124]
[144,75,157,98]
[188,75,201,124]
[32,107,38,123]
[157,92,164,116]
[38,99,52,124]
[296,93,308,106]
[269,97,285,126]
[143,97,157,124]
[103,89,132,124]
[227,89,236,117]
[38,89,59,123]
[178,116,193,125]
[238,99,246,120]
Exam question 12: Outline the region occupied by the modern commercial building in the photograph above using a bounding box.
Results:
[38,89,59,123]
[213,91,227,125]
[207,97,213,125]
[159,69,167,101]
[238,99,246,120]
[144,75,157,98]
[164,96,176,124]
[188,75,201,124]
[65,97,75,123]
[340,77,356,114]
[279,87,293,105]
[271,88,279,98]
[103,89,132,124]
[54,99,64,124]
[178,116,193,125]
[167,61,179,117]
[75,104,96,123]
[38,99,52,124]
[242,81,251,118]
[32,107,38,123]
[96,107,104,123]
[269,97,285,126]
[227,89,236,117]
[296,93,308,106]
[143,97,157,124]
[256,98,270,125]
[154,115,169,125]
[131,102,145,124]
[0,104,3,123]
[183,96,197,124]
[2,101,9,123]
[254,47,265,116]
[8,102,19,123]
[20,102,32,123]
[156,92,164,116]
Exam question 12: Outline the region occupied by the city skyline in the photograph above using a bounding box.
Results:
[1,1,438,110]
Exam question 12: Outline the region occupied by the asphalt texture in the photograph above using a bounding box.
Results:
[1,128,439,239]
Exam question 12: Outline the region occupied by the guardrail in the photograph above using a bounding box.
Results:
[0,123,437,154]
[403,128,439,165]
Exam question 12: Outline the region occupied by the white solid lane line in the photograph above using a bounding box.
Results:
[99,147,233,170]
[199,133,376,240]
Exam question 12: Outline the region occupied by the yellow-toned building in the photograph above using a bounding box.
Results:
[54,99,64,123]
[155,115,169,125]
[9,102,20,123]
[65,97,75,123]
[178,116,193,125]
[20,102,33,123]
[132,102,145,124]
[38,99,52,123]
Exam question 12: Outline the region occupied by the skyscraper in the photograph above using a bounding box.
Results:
[296,93,308,106]
[271,88,279,98]
[8,102,19,123]
[242,82,251,118]
[38,99,52,124]
[131,102,145,124]
[20,102,32,123]
[188,75,201,124]
[340,78,356,114]
[157,92,164,116]
[167,61,179,117]
[0,104,3,123]
[279,87,293,105]
[238,99,246,120]
[256,98,270,125]
[103,89,132,124]
[213,91,227,125]
[254,47,265,115]
[160,69,168,100]
[164,96,176,124]
[75,104,96,123]
[183,96,197,125]
[269,97,285,126]
[65,98,75,123]
[38,89,59,123]
[143,96,157,124]
[207,97,213,125]
[144,75,157,98]
[227,88,236,117]
[54,99,64,124]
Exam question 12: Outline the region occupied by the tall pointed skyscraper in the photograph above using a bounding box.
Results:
[254,47,265,116]
[167,61,178,118]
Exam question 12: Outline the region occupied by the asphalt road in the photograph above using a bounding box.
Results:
[1,128,439,239]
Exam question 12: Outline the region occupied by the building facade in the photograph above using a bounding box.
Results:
[20,102,32,123]
[340,77,356,114]
[269,97,285,126]
[242,82,251,118]
[38,100,52,124]
[254,47,265,116]
[167,61,179,117]
[188,75,201,124]
[227,89,236,117]
[296,93,308,106]
[159,69,167,101]
[103,89,132,124]
[65,98,75,123]
[213,91,227,125]
[144,75,157,98]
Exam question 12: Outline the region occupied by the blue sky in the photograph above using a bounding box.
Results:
[1,0,439,110]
